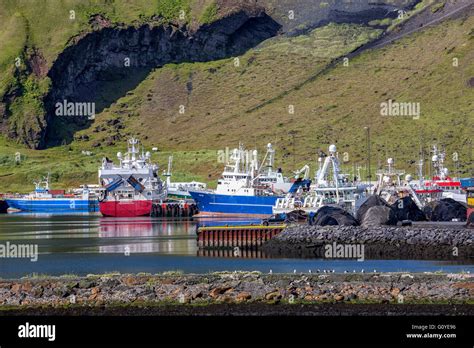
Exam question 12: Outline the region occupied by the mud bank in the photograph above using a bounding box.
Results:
[0,272,472,316]
[261,225,474,259]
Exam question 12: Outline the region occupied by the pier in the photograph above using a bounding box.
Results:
[196,224,286,248]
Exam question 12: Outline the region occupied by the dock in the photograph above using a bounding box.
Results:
[196,224,286,248]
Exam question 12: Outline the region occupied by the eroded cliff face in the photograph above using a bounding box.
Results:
[43,8,280,147]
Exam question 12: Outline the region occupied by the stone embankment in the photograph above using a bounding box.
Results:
[0,272,473,315]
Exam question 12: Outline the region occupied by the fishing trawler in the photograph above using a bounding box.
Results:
[5,175,99,213]
[372,158,424,210]
[98,138,166,217]
[410,146,464,203]
[163,156,207,200]
[273,145,364,215]
[189,143,301,217]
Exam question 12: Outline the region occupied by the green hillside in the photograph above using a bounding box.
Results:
[0,0,472,192]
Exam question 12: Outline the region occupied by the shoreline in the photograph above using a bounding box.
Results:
[1,272,472,316]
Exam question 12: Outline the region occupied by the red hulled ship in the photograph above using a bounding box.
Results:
[98,138,166,217]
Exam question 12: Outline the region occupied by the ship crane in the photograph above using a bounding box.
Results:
[293,165,310,180]
[315,145,342,201]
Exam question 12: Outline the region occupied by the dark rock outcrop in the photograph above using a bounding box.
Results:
[43,8,280,147]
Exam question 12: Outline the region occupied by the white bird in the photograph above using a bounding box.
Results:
[331,270,335,273]
[361,269,364,273]
[373,269,377,273]
[353,270,356,273]
[309,270,312,273]
[293,269,296,274]
[269,269,272,274]
[323,270,327,273]
[344,270,348,273]
[317,269,320,273]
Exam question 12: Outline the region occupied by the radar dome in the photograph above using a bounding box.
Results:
[405,174,413,182]
[387,158,394,165]
[432,155,438,162]
[329,144,337,153]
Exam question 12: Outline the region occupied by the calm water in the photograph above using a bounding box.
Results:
[0,214,472,278]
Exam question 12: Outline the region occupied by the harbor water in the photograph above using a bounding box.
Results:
[0,214,472,278]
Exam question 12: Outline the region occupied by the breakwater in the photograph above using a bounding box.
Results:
[261,225,474,259]
[0,272,472,315]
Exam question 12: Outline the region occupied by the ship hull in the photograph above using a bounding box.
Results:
[99,200,152,217]
[189,191,280,217]
[5,198,99,213]
[0,200,8,213]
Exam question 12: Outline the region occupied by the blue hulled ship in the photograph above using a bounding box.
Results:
[190,143,310,217]
[5,176,99,213]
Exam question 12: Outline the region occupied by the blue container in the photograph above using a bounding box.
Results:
[460,178,474,188]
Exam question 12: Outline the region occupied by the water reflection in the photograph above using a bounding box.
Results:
[97,217,196,254]
[0,214,198,255]
[197,248,269,258]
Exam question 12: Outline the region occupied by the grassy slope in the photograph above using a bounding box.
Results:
[86,14,472,181]
[0,22,380,192]
[0,0,217,115]
[0,1,472,192]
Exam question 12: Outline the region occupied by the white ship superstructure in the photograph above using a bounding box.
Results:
[98,138,166,217]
